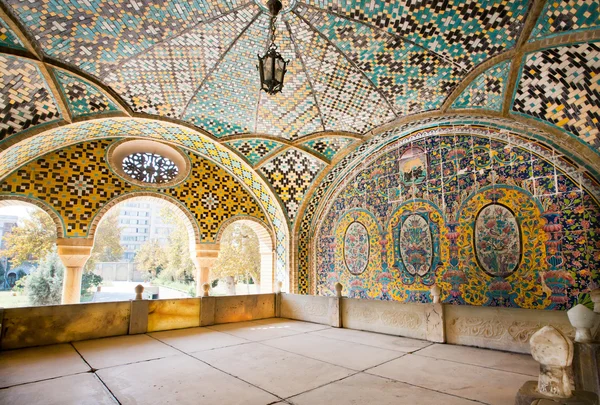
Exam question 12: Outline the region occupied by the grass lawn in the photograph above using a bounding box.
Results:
[0,291,30,308]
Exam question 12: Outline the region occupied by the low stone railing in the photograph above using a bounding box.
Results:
[1,284,599,353]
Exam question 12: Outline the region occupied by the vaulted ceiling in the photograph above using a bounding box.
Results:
[0,0,599,225]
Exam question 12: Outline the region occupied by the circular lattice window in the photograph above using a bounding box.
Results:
[108,140,190,188]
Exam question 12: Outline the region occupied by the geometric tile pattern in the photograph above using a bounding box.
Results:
[301,137,355,161]
[255,18,324,139]
[53,69,119,118]
[182,13,269,136]
[0,55,61,142]
[530,0,600,41]
[298,7,464,115]
[0,139,267,241]
[3,0,248,77]
[299,0,529,70]
[225,139,285,166]
[287,13,395,134]
[0,18,25,50]
[513,42,600,152]
[260,148,325,221]
[0,118,288,280]
[452,60,511,111]
[104,6,258,119]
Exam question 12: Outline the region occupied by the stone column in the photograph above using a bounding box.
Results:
[259,247,275,293]
[57,238,93,305]
[193,244,220,297]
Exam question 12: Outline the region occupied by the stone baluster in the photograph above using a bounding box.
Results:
[430,284,441,304]
[335,282,343,298]
[202,283,210,297]
[590,288,600,313]
[567,304,597,343]
[193,243,220,297]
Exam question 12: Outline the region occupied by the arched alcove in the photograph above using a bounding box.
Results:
[215,216,275,293]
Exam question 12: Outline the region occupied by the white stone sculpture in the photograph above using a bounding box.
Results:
[275,281,283,293]
[590,288,600,313]
[567,304,597,343]
[529,326,574,398]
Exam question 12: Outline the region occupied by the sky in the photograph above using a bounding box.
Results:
[0,206,33,221]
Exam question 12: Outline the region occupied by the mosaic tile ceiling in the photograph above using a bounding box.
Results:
[1,0,531,139]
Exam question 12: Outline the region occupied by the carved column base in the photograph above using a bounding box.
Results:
[515,381,598,405]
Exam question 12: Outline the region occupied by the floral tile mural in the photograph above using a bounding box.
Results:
[314,134,600,310]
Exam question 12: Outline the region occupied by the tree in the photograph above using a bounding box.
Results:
[211,223,260,295]
[85,210,124,271]
[25,248,64,306]
[1,210,56,266]
[134,239,166,280]
[160,207,195,283]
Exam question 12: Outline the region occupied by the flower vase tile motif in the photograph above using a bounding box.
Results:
[474,204,522,278]
[399,214,433,277]
[343,221,370,276]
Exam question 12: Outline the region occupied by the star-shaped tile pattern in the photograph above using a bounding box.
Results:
[301,137,355,161]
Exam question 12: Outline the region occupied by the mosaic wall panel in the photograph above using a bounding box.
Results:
[54,69,119,118]
[513,42,600,152]
[259,148,325,220]
[297,7,464,115]
[225,139,285,166]
[451,60,511,111]
[0,55,61,142]
[0,118,288,280]
[183,13,269,136]
[314,134,600,310]
[0,18,25,50]
[255,18,324,139]
[298,0,529,70]
[0,139,267,241]
[5,0,248,77]
[301,137,354,161]
[104,6,257,118]
[530,0,600,41]
[286,13,395,134]
[296,116,600,294]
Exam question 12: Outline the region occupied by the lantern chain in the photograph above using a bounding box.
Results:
[269,15,278,50]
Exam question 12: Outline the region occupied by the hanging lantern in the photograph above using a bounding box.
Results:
[257,0,288,95]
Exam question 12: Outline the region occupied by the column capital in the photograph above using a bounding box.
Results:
[195,243,220,268]
[56,238,93,267]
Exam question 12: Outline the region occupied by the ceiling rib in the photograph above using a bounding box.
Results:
[180,11,262,120]
[297,2,466,73]
[284,17,327,133]
[101,2,255,79]
[292,10,399,118]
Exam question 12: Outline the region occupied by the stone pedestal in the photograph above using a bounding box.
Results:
[515,381,598,405]
[573,342,600,397]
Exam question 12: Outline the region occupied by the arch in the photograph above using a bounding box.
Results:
[0,117,290,289]
[0,196,65,237]
[215,215,275,293]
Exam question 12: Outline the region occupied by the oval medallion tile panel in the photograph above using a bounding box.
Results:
[474,204,521,277]
[399,214,433,277]
[343,221,369,275]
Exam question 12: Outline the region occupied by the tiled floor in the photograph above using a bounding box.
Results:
[0,318,537,405]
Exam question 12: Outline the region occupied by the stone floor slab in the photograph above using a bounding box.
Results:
[368,353,532,405]
[73,334,179,369]
[311,327,431,353]
[262,333,403,371]
[193,342,355,398]
[149,327,250,353]
[289,372,480,405]
[416,343,539,376]
[207,321,305,341]
[97,354,278,405]
[0,373,116,404]
[252,318,331,332]
[0,344,90,388]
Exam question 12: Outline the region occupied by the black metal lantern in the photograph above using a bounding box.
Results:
[257,0,288,95]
